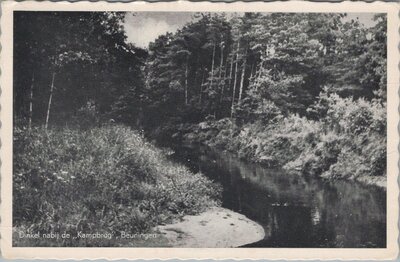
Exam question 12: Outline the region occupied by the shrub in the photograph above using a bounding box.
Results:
[186,92,386,185]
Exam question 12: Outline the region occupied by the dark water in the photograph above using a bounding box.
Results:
[169,143,386,248]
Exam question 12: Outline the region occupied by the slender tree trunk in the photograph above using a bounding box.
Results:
[238,49,247,104]
[45,72,55,130]
[28,72,35,130]
[218,44,225,103]
[231,42,240,118]
[228,54,234,89]
[209,43,216,89]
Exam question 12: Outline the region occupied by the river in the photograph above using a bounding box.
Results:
[168,143,386,248]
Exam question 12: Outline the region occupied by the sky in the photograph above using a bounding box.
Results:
[124,12,194,48]
[124,12,378,49]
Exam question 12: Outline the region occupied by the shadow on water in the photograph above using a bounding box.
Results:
[168,143,386,248]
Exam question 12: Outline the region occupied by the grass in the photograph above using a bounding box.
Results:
[13,124,221,247]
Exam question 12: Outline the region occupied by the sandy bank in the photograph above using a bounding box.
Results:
[155,207,265,247]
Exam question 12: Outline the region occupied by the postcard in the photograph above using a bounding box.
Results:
[1,0,399,260]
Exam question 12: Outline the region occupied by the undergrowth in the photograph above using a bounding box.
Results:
[183,92,386,187]
[13,124,221,246]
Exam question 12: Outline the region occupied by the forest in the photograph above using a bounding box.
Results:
[13,11,387,246]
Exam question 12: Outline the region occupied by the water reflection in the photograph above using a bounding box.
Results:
[171,144,386,248]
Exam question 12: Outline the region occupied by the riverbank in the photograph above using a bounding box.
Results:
[156,207,265,247]
[181,120,386,189]
[13,125,222,247]
[179,94,386,189]
[165,141,386,248]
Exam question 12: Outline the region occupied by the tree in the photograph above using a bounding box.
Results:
[14,12,146,128]
[141,12,386,134]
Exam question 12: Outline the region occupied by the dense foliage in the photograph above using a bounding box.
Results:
[14,12,386,136]
[14,12,146,128]
[183,91,386,186]
[13,125,221,246]
[141,12,386,185]
[143,13,386,132]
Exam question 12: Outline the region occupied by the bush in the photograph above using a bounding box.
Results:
[186,91,386,185]
[13,125,221,246]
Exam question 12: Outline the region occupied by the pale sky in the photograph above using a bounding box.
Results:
[124,12,379,49]
[124,12,194,48]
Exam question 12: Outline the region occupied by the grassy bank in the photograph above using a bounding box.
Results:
[182,93,386,188]
[13,125,221,247]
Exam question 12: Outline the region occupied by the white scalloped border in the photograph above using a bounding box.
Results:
[0,1,398,260]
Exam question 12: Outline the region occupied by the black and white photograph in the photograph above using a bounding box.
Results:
[1,0,399,260]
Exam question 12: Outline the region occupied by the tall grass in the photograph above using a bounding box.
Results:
[13,125,221,246]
